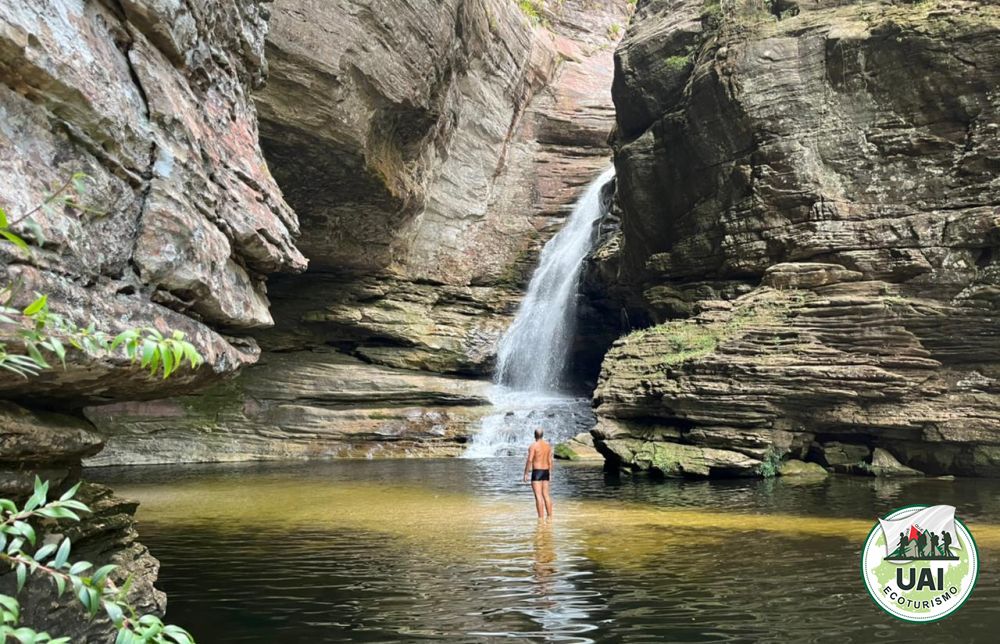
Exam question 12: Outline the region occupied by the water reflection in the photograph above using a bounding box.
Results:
[89,459,1000,643]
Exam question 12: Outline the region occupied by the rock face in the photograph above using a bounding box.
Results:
[593,0,1000,477]
[86,350,492,464]
[87,0,632,463]
[256,0,625,283]
[1,2,302,637]
[0,0,306,404]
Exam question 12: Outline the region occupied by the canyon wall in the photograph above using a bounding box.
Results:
[0,0,300,636]
[86,0,631,464]
[592,0,1000,477]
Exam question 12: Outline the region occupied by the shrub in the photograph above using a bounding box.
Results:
[1,478,195,643]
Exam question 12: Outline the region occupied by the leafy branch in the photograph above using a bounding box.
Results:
[0,173,101,251]
[1,478,195,644]
[0,292,203,379]
[0,173,203,379]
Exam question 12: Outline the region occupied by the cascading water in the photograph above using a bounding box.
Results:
[465,166,615,458]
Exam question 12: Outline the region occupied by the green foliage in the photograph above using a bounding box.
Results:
[607,22,622,39]
[757,447,783,478]
[0,173,203,379]
[517,0,545,25]
[664,54,692,70]
[1,478,195,643]
[0,290,203,379]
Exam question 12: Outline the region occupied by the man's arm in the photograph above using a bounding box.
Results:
[548,443,554,475]
[524,444,534,481]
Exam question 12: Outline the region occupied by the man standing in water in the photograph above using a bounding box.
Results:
[523,428,554,518]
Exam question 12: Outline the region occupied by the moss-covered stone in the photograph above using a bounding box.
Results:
[778,460,829,478]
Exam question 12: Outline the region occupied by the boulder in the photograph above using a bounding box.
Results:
[870,447,924,477]
[778,460,829,478]
[554,432,604,461]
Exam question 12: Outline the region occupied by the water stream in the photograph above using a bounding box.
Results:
[466,167,615,457]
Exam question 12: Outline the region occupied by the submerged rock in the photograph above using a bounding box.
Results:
[777,460,829,478]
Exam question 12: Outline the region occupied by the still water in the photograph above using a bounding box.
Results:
[90,460,1000,643]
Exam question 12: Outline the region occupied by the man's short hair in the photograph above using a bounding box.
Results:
[534,428,544,439]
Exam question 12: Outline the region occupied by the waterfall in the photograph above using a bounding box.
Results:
[465,166,615,457]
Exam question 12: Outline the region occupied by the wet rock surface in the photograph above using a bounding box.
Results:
[591,0,1000,478]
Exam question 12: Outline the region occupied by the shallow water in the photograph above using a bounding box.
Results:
[90,460,1000,643]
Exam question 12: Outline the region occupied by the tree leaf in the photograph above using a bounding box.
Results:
[68,561,91,576]
[13,522,35,547]
[0,230,29,251]
[25,343,50,370]
[92,564,116,586]
[22,295,47,317]
[58,482,81,502]
[86,588,100,619]
[148,348,160,376]
[33,544,56,562]
[36,506,80,522]
[160,346,173,379]
[53,538,70,568]
[103,601,124,626]
[54,576,66,597]
[140,340,155,368]
[49,338,66,367]
[16,564,26,592]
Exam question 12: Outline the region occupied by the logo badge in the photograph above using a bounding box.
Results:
[862,505,979,622]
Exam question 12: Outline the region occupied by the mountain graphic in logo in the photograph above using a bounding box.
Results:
[879,505,961,562]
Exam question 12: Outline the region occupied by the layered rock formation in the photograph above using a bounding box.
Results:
[593,0,1000,477]
[87,0,631,463]
[1,1,302,637]
[0,0,306,404]
[86,350,491,464]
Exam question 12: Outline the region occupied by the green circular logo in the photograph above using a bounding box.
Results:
[861,504,978,622]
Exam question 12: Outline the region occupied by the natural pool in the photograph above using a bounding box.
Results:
[90,460,1000,643]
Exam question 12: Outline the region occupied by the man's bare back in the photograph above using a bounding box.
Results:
[529,440,551,469]
[524,428,554,518]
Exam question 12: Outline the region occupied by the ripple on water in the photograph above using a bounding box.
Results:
[90,458,1000,643]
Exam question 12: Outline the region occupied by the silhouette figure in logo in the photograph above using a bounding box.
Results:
[886,526,959,561]
[916,529,928,557]
[897,531,909,558]
[941,530,953,556]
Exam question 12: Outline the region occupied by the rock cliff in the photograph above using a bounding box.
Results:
[87,0,631,463]
[1,1,304,637]
[593,0,1000,477]
[0,0,306,405]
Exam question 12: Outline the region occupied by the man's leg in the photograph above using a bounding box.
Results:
[531,481,545,518]
[542,480,553,517]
